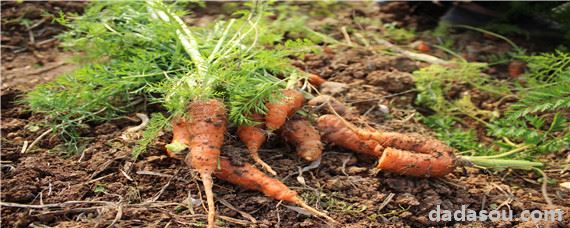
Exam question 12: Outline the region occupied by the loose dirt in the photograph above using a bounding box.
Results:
[2,2,569,227]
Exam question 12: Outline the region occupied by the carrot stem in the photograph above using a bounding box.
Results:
[460,156,543,170]
[471,144,534,159]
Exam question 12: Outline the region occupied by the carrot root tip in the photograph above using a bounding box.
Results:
[296,199,337,224]
[201,173,216,228]
[252,155,278,176]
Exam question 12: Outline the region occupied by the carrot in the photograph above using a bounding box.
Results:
[308,73,326,87]
[317,115,456,177]
[316,115,383,157]
[280,118,323,161]
[165,118,191,160]
[354,129,455,155]
[321,113,454,155]
[184,99,227,228]
[377,147,455,177]
[215,158,336,223]
[265,89,304,130]
[237,113,276,175]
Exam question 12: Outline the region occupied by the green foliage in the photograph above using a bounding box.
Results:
[382,22,415,44]
[413,61,508,116]
[419,114,493,155]
[510,83,570,118]
[25,1,189,152]
[416,50,570,158]
[488,113,570,156]
[519,50,570,83]
[483,50,570,157]
[510,50,570,117]
[25,1,319,156]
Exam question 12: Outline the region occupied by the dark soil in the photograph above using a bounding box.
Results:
[2,2,569,227]
[1,1,83,91]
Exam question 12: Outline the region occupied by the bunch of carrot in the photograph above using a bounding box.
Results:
[147,0,337,225]
[165,89,333,227]
[163,64,544,227]
[150,2,540,226]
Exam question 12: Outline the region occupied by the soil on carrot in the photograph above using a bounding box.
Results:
[2,2,569,227]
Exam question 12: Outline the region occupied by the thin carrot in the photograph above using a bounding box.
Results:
[184,99,227,228]
[280,118,323,161]
[215,158,337,223]
[377,147,455,177]
[308,73,326,87]
[316,115,383,157]
[165,117,191,160]
[237,113,276,175]
[265,89,304,130]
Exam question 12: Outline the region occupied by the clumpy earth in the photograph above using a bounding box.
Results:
[2,2,569,227]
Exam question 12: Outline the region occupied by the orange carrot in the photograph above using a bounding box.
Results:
[280,118,323,161]
[237,113,276,175]
[308,73,326,87]
[265,89,304,130]
[215,158,336,223]
[165,118,191,160]
[377,147,455,177]
[316,115,383,157]
[354,129,455,155]
[184,99,226,228]
[323,113,454,155]
[317,115,456,177]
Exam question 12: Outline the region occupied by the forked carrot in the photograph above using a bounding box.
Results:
[265,89,304,130]
[377,147,455,177]
[237,113,276,175]
[317,114,456,177]
[184,99,227,228]
[354,129,455,155]
[280,118,323,161]
[322,113,455,155]
[317,115,383,157]
[215,158,337,223]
